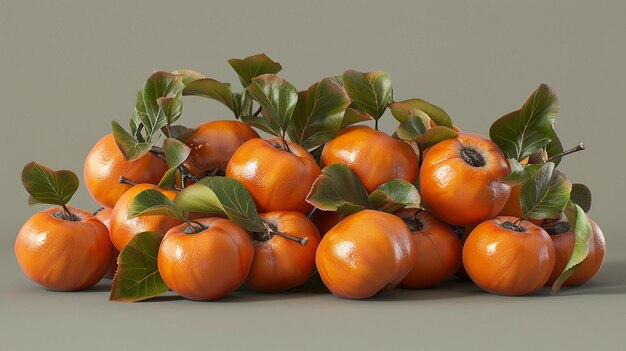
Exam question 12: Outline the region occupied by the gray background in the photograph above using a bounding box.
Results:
[1,1,625,350]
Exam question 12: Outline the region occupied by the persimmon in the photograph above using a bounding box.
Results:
[316,210,416,299]
[396,209,462,289]
[246,211,321,292]
[158,217,254,301]
[310,210,346,238]
[544,218,606,287]
[320,125,419,193]
[463,216,555,295]
[186,120,259,175]
[109,184,183,251]
[450,224,474,281]
[94,208,119,279]
[84,134,168,209]
[226,138,321,214]
[15,206,112,291]
[420,133,511,226]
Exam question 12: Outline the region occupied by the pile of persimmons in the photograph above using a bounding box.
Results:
[15,53,605,301]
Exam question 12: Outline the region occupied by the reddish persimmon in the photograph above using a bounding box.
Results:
[463,216,555,296]
[15,206,112,291]
[186,120,259,175]
[246,211,321,292]
[310,210,346,238]
[109,184,183,251]
[396,210,462,289]
[420,133,511,226]
[320,126,419,193]
[84,134,168,209]
[226,138,321,214]
[158,218,254,301]
[544,217,606,287]
[316,210,416,299]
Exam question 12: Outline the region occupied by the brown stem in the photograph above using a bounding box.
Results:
[546,143,585,163]
[375,119,379,131]
[262,221,308,245]
[253,106,262,117]
[93,207,105,216]
[61,204,77,221]
[119,176,139,186]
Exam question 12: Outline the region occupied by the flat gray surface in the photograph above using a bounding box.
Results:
[1,1,625,350]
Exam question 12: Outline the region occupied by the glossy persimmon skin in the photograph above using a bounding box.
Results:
[320,126,419,193]
[226,138,321,214]
[15,206,112,291]
[84,134,168,209]
[109,184,183,251]
[420,133,511,226]
[186,120,259,174]
[316,210,416,299]
[246,211,321,293]
[310,210,346,238]
[396,210,462,289]
[463,216,555,296]
[545,218,606,287]
[94,208,119,279]
[158,218,254,301]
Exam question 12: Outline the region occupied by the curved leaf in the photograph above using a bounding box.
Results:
[110,231,168,302]
[288,77,350,149]
[395,112,431,140]
[127,189,185,221]
[183,78,238,117]
[342,70,392,120]
[306,163,371,215]
[341,107,373,128]
[228,53,282,87]
[390,99,452,128]
[521,162,572,219]
[172,69,206,85]
[552,202,592,294]
[158,138,191,188]
[490,84,559,160]
[368,179,421,213]
[415,126,458,150]
[141,71,185,136]
[246,74,298,136]
[112,120,154,161]
[21,162,79,207]
[503,159,541,185]
[570,183,592,213]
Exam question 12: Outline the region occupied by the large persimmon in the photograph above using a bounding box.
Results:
[316,210,416,299]
[186,120,259,175]
[84,134,168,209]
[320,125,419,193]
[158,217,254,301]
[15,206,112,291]
[109,184,183,251]
[420,133,511,226]
[226,138,321,214]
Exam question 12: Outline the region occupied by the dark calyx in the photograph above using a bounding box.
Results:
[500,221,524,232]
[404,217,423,232]
[460,148,486,167]
[542,221,571,235]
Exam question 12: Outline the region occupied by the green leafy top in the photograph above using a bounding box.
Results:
[245,74,298,141]
[520,162,572,220]
[228,53,283,88]
[21,162,79,219]
[342,70,393,122]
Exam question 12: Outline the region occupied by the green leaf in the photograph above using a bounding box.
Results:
[175,177,264,232]
[183,78,239,117]
[228,53,282,88]
[342,70,392,120]
[246,74,298,136]
[395,112,431,140]
[127,189,185,221]
[172,69,206,85]
[551,202,593,294]
[521,162,572,220]
[158,138,191,188]
[489,84,560,160]
[390,99,453,128]
[288,77,351,149]
[368,179,421,214]
[142,71,185,136]
[111,120,154,161]
[341,107,373,128]
[503,159,542,185]
[21,162,79,207]
[414,126,458,150]
[130,90,147,138]
[157,91,183,126]
[545,134,564,166]
[306,163,371,215]
[570,183,592,213]
[168,125,197,143]
[109,231,168,302]
[241,115,281,135]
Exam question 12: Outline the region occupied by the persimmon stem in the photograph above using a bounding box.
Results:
[119,176,139,186]
[261,221,308,245]
[375,119,379,131]
[185,220,208,234]
[93,207,105,216]
[253,106,262,117]
[546,143,585,163]
[279,131,291,153]
[60,204,77,221]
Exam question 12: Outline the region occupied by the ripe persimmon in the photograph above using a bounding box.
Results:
[544,217,606,287]
[420,133,511,226]
[84,134,168,209]
[226,138,321,214]
[246,211,321,292]
[320,125,419,193]
[94,208,119,279]
[158,217,254,301]
[463,216,555,295]
[109,184,183,251]
[316,210,416,299]
[15,206,112,291]
[310,210,346,238]
[396,209,462,289]
[186,120,259,175]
